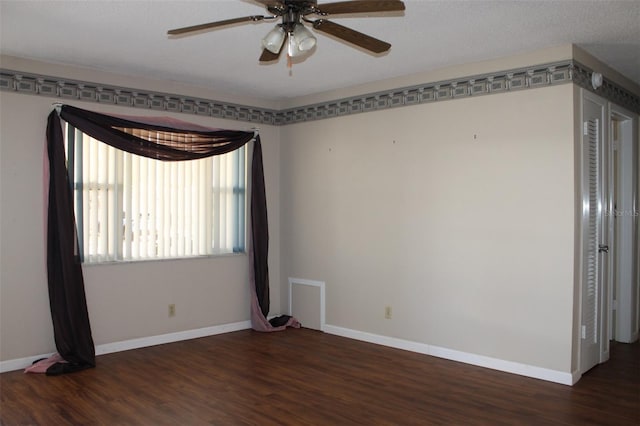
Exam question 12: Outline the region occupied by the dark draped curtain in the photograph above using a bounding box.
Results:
[44,105,275,374]
[46,109,95,374]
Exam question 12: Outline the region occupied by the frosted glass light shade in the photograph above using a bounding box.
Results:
[262,26,285,54]
[287,36,300,58]
[291,24,316,52]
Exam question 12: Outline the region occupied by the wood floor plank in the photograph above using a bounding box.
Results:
[1,329,638,425]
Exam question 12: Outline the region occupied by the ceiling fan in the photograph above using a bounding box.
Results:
[167,0,406,63]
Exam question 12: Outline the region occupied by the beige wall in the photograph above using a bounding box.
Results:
[280,84,576,372]
[0,58,281,361]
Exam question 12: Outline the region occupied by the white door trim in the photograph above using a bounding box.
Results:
[609,103,639,343]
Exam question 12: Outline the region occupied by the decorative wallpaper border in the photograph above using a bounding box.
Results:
[1,60,638,125]
[570,61,640,113]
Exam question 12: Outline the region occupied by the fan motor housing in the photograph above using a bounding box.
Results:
[268,0,319,17]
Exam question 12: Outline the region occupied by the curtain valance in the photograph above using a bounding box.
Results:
[59,105,254,160]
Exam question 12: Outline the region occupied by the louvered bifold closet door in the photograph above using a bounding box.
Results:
[584,117,601,345]
[580,93,607,375]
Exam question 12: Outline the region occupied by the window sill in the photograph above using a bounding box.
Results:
[81,251,247,267]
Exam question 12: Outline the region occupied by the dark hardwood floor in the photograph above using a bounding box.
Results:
[1,328,638,425]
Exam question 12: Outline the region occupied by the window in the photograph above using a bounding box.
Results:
[64,124,246,263]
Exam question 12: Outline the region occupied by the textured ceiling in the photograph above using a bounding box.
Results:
[1,0,639,102]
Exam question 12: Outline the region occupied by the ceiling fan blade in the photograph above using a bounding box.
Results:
[259,34,287,62]
[168,16,263,36]
[259,48,281,62]
[252,0,283,6]
[315,0,405,15]
[312,19,391,53]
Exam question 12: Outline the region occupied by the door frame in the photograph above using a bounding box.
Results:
[609,103,639,343]
[577,89,640,378]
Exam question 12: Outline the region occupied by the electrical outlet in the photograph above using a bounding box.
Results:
[168,304,176,317]
[384,306,392,319]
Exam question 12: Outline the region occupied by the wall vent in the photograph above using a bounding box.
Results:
[288,278,325,331]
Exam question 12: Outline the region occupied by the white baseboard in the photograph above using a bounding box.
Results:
[0,352,56,374]
[571,369,582,385]
[0,320,251,373]
[2,321,576,386]
[323,324,575,386]
[94,320,251,356]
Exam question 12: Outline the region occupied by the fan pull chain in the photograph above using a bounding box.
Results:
[287,54,293,76]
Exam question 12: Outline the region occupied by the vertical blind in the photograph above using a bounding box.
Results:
[64,124,246,263]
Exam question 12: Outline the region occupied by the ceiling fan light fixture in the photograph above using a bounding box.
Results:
[262,25,285,54]
[287,35,309,58]
[291,24,316,52]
